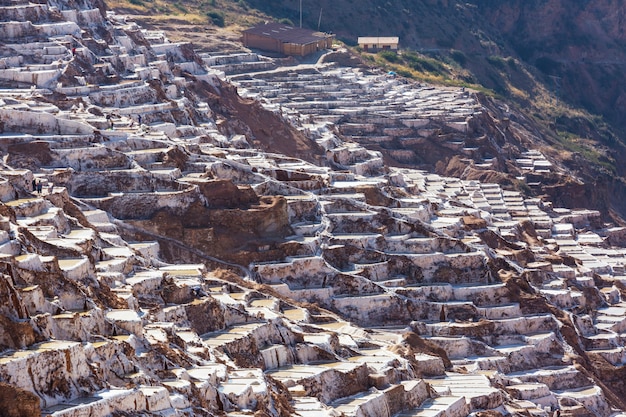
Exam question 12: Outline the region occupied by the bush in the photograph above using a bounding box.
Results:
[450,49,466,65]
[486,55,506,70]
[379,50,399,63]
[407,55,445,75]
[396,68,413,78]
[207,10,225,27]
[173,2,188,13]
[278,18,294,26]
[402,51,420,65]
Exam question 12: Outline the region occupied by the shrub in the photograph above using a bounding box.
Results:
[437,38,454,48]
[379,50,399,63]
[407,55,445,75]
[278,18,294,26]
[486,55,506,70]
[396,68,413,78]
[450,49,466,65]
[207,10,225,27]
[402,51,420,65]
[173,2,188,13]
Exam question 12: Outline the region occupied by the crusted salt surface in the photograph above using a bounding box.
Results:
[0,0,624,416]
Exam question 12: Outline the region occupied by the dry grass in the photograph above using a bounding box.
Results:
[106,0,267,27]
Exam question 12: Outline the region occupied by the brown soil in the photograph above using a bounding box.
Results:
[474,412,504,417]
[400,331,452,370]
[360,185,394,207]
[462,215,488,230]
[128,17,246,53]
[0,383,41,417]
[0,314,40,350]
[189,78,325,164]
[6,141,53,170]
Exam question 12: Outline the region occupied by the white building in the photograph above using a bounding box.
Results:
[357,36,399,52]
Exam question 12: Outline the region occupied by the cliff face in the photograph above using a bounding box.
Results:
[476,0,626,129]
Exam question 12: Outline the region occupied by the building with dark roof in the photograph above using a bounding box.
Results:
[242,23,334,57]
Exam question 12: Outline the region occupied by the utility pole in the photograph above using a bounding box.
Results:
[318,7,323,31]
[300,0,302,28]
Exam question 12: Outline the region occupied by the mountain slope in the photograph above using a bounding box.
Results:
[100,0,626,220]
[220,0,625,221]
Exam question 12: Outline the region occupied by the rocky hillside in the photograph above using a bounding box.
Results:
[110,0,626,222]
[248,0,626,127]
[236,0,626,221]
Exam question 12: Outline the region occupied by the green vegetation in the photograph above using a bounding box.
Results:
[379,50,400,63]
[554,130,616,173]
[207,10,225,26]
[351,48,496,95]
[535,56,562,75]
[395,68,413,78]
[487,55,518,71]
[406,54,446,74]
[450,49,466,65]
[173,1,188,13]
[237,0,249,10]
[278,18,294,26]
[486,55,506,70]
[371,49,450,78]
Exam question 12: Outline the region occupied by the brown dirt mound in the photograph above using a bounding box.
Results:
[6,141,53,170]
[401,331,452,370]
[190,78,325,164]
[0,382,41,417]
